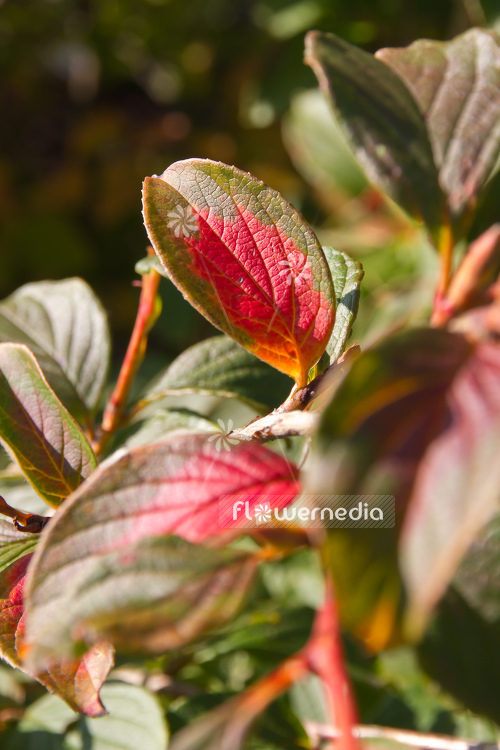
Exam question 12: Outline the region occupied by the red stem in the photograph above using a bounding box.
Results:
[96,262,161,454]
[305,577,359,750]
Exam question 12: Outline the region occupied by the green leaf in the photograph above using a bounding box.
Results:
[124,409,217,450]
[453,512,500,622]
[17,683,169,750]
[322,247,364,362]
[283,89,368,197]
[419,588,500,725]
[134,254,168,277]
[19,692,78,734]
[0,344,97,507]
[138,335,291,413]
[0,537,38,575]
[24,535,256,666]
[0,279,111,424]
[143,158,335,386]
[71,683,169,750]
[304,31,446,245]
[377,28,500,224]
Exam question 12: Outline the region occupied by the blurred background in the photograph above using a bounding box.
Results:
[1,0,498,374]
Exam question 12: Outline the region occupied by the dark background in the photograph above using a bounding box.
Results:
[0,0,491,367]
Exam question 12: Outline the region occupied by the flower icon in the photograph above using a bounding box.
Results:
[207,419,240,452]
[277,256,307,286]
[254,503,272,524]
[167,205,198,238]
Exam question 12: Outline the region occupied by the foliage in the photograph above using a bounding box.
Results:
[1,14,500,750]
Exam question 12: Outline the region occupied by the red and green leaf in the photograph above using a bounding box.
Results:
[0,554,113,717]
[22,436,298,666]
[310,329,500,643]
[143,159,335,386]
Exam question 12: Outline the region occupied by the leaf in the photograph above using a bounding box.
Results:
[24,535,257,666]
[0,537,38,575]
[134,254,168,277]
[304,31,446,245]
[419,588,500,725]
[377,28,500,221]
[0,279,110,424]
[283,89,368,197]
[24,433,299,547]
[309,329,500,642]
[75,683,169,750]
[143,158,335,386]
[453,512,500,622]
[0,555,113,717]
[124,409,217,450]
[322,247,364,362]
[138,335,292,413]
[400,340,500,635]
[0,344,97,507]
[22,435,297,663]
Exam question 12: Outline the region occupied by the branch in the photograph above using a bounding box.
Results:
[304,722,496,750]
[230,410,319,443]
[0,495,49,534]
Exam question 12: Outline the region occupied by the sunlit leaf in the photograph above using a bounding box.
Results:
[322,247,363,362]
[22,435,298,664]
[0,555,113,717]
[143,159,335,386]
[137,335,292,413]
[304,31,446,245]
[0,344,97,507]
[377,28,500,222]
[0,279,110,424]
[23,433,299,547]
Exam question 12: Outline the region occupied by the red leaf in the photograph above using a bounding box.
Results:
[39,434,300,550]
[143,159,335,386]
[0,554,113,717]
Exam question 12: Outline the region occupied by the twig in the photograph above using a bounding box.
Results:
[230,410,319,443]
[305,721,499,750]
[96,257,161,455]
[0,495,49,534]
